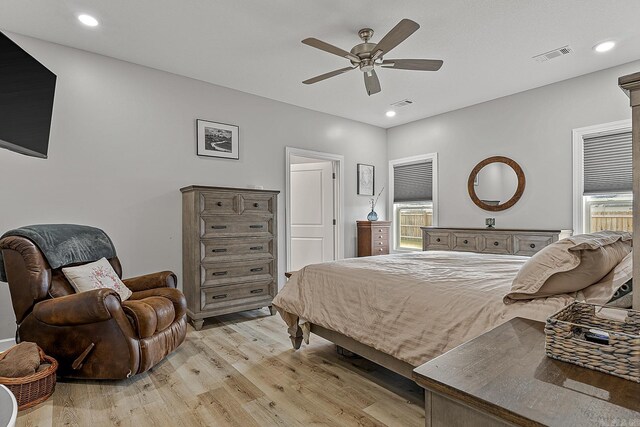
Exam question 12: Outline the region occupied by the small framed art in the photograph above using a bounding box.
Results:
[196,119,239,160]
[357,163,375,196]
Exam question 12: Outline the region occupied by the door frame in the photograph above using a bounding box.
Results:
[285,147,344,272]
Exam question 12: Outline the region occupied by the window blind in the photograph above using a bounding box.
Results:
[583,131,632,195]
[393,161,432,202]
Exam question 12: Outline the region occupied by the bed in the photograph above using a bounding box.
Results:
[272,250,577,378]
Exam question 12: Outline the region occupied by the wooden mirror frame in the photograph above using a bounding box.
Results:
[467,156,526,212]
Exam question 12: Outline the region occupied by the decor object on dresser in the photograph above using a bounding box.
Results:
[0,224,187,379]
[414,317,640,426]
[196,119,239,160]
[467,156,525,212]
[181,185,279,330]
[366,186,384,221]
[357,220,391,256]
[545,302,640,382]
[422,227,560,256]
[619,71,640,310]
[357,163,374,196]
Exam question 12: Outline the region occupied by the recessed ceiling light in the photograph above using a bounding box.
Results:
[78,14,99,27]
[594,41,615,53]
[386,111,396,118]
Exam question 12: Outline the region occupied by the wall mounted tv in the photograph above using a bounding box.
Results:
[0,31,56,158]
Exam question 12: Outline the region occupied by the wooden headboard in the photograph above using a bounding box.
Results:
[619,71,640,310]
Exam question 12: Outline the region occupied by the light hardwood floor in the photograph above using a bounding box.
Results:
[17,310,424,427]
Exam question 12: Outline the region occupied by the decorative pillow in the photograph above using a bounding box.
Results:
[579,251,632,307]
[62,257,132,301]
[504,231,631,303]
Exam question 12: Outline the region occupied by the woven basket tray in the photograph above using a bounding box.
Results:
[0,347,58,410]
[545,302,640,382]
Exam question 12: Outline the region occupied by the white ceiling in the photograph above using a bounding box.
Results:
[1,1,640,128]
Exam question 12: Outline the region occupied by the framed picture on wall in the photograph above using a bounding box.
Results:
[196,119,239,160]
[357,163,375,196]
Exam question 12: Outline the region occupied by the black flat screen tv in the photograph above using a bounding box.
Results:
[0,31,56,158]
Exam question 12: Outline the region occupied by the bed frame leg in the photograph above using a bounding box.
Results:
[288,324,303,350]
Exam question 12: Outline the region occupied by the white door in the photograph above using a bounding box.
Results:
[290,161,335,271]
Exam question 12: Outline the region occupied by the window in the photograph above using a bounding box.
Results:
[389,154,437,251]
[573,121,632,234]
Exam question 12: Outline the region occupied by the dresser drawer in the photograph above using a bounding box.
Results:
[514,235,554,256]
[201,218,273,238]
[201,281,272,311]
[201,238,273,262]
[372,245,389,255]
[479,234,512,255]
[451,233,479,252]
[240,194,274,215]
[424,231,452,250]
[200,192,238,215]
[372,232,389,242]
[201,260,273,287]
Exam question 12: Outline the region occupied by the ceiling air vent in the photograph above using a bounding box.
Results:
[533,45,573,62]
[391,99,414,108]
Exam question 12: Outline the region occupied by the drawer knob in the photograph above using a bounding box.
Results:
[378,249,383,252]
[378,229,383,232]
[211,225,227,230]
[253,203,259,208]
[493,241,499,246]
[250,289,264,294]
[463,240,469,244]
[249,224,264,229]
[378,242,383,245]
[212,294,227,300]
[211,248,227,253]
[436,238,441,243]
[212,271,227,276]
[250,267,263,272]
[250,246,264,251]
[217,202,223,207]
[530,243,536,249]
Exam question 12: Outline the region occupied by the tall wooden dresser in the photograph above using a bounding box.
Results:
[357,221,391,257]
[181,185,279,330]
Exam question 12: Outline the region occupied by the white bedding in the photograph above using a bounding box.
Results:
[273,251,576,367]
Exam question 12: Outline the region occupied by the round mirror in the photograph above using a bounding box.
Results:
[468,156,525,211]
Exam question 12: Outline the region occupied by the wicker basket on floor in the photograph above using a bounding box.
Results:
[0,346,57,410]
[545,302,640,382]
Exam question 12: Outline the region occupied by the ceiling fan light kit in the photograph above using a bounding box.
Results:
[302,18,443,96]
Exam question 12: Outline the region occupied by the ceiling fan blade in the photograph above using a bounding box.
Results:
[381,59,443,71]
[303,66,356,84]
[364,69,381,96]
[302,38,361,63]
[371,19,420,59]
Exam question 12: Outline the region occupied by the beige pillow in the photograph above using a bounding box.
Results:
[579,251,632,306]
[62,257,132,301]
[504,231,631,303]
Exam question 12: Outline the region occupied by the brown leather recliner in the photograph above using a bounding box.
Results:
[0,235,187,379]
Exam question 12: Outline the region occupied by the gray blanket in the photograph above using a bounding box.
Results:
[0,224,116,282]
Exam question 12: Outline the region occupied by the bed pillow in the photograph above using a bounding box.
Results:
[504,231,631,303]
[62,257,132,301]
[580,251,633,308]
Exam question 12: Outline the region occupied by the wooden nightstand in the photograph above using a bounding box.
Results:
[357,221,391,257]
[413,317,640,427]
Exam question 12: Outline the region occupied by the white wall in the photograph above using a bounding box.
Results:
[388,60,640,230]
[0,33,388,339]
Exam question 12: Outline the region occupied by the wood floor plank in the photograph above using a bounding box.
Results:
[16,310,424,426]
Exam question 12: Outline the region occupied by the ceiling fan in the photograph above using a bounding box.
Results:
[301,19,443,96]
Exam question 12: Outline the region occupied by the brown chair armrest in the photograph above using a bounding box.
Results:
[129,287,187,321]
[122,271,177,292]
[33,288,122,326]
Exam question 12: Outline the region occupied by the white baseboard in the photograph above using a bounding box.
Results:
[0,337,15,352]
